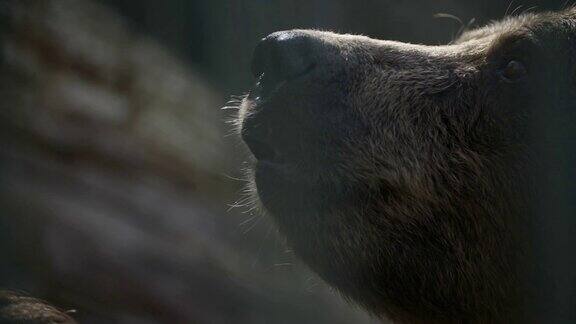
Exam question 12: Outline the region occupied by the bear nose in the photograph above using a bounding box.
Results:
[244,31,321,164]
[251,31,316,87]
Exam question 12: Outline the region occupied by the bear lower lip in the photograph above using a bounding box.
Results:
[253,160,317,216]
[253,161,286,205]
[255,160,286,176]
[241,128,289,164]
[253,160,344,216]
[246,137,279,162]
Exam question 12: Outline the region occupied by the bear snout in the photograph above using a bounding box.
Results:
[251,30,318,98]
[242,30,337,166]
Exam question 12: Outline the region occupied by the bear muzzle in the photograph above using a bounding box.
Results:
[242,30,330,167]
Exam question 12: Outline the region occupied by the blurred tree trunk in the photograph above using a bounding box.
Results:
[0,0,376,323]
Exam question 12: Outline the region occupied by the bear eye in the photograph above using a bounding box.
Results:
[500,60,527,82]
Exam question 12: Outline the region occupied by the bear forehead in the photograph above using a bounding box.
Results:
[456,10,576,45]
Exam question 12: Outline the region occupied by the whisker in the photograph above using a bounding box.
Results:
[220,172,249,182]
[238,214,259,227]
[521,6,538,15]
[433,13,467,42]
[251,224,275,269]
[242,214,263,234]
[221,94,248,111]
[434,13,463,26]
[505,0,516,16]
[561,0,575,10]
[241,204,259,214]
[510,5,524,17]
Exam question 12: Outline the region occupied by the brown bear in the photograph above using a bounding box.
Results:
[237,8,576,324]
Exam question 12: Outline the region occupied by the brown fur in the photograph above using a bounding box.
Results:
[238,9,576,323]
[0,291,76,324]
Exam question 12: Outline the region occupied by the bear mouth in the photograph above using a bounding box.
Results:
[241,78,330,211]
[242,79,287,167]
[241,67,317,167]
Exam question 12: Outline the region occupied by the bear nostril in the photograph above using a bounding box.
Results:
[251,31,316,85]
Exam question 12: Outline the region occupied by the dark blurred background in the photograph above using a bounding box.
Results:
[0,0,570,323]
[101,0,568,93]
